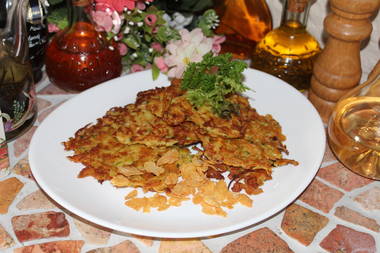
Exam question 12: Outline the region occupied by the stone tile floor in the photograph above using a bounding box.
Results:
[1,74,379,253]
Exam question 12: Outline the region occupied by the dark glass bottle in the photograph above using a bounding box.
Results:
[0,0,37,141]
[45,0,122,92]
[251,0,321,91]
[26,0,48,83]
[213,0,273,60]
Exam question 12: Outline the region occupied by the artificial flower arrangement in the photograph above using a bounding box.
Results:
[47,0,224,79]
[87,0,224,80]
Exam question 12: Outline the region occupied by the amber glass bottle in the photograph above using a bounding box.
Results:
[45,0,122,92]
[251,0,321,91]
[213,0,272,60]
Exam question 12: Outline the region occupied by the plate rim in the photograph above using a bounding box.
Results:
[28,69,326,238]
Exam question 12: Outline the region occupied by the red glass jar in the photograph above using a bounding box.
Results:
[45,0,122,92]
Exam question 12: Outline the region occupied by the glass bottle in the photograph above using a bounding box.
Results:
[213,0,272,60]
[26,0,49,83]
[250,0,321,91]
[45,0,122,92]
[328,66,380,180]
[0,0,37,141]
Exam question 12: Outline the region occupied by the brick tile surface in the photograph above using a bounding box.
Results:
[0,224,14,249]
[323,143,337,163]
[159,239,211,253]
[299,178,344,213]
[14,240,84,253]
[73,219,110,245]
[13,126,37,158]
[132,234,154,247]
[354,186,380,211]
[36,98,52,112]
[12,158,34,180]
[281,203,329,245]
[221,227,294,253]
[38,83,73,95]
[16,189,57,210]
[87,240,140,253]
[334,206,380,232]
[320,224,376,253]
[0,177,24,214]
[12,211,70,242]
[318,162,374,191]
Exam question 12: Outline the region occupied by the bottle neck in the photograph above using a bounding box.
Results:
[67,0,91,26]
[0,0,30,63]
[280,0,312,28]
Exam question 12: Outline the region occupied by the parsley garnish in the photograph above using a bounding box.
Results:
[181,53,249,118]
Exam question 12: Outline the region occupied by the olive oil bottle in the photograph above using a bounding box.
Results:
[251,0,321,91]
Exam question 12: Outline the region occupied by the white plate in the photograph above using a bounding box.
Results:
[29,69,325,238]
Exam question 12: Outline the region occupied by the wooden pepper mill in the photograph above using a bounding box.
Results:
[308,0,380,123]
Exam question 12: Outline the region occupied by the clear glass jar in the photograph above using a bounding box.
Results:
[328,62,380,180]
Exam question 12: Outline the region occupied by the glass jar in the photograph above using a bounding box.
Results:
[45,0,122,92]
[0,0,37,141]
[251,0,321,91]
[213,0,272,60]
[328,62,380,180]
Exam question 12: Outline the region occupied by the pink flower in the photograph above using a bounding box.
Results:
[211,35,226,54]
[91,2,122,33]
[118,43,128,56]
[95,0,137,13]
[131,64,145,73]
[144,14,157,26]
[163,28,213,79]
[136,1,146,10]
[48,23,60,33]
[91,10,114,32]
[151,42,163,52]
[154,57,168,72]
[152,26,159,33]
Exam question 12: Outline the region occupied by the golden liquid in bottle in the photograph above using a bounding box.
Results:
[328,96,380,179]
[251,21,320,91]
[214,0,272,60]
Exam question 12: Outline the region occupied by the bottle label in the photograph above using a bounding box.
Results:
[27,22,48,61]
[0,109,10,178]
[26,0,48,81]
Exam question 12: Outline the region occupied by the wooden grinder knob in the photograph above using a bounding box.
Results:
[308,0,380,123]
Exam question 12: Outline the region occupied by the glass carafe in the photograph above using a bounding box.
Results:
[213,0,272,60]
[251,0,321,91]
[328,62,380,180]
[0,0,37,141]
[45,0,122,92]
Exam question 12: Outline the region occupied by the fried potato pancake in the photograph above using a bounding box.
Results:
[63,79,298,216]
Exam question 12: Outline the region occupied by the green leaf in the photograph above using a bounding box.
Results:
[196,9,219,36]
[47,6,68,30]
[152,64,161,80]
[124,35,140,50]
[181,53,249,118]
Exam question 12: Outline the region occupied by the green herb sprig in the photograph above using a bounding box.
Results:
[181,53,248,118]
